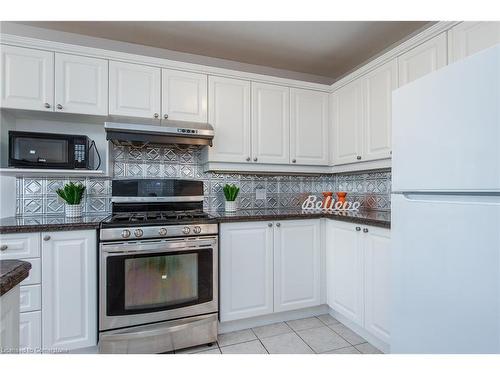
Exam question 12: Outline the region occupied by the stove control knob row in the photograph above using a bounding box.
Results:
[193,226,202,234]
[159,228,168,236]
[182,226,191,235]
[134,229,144,238]
[121,229,131,239]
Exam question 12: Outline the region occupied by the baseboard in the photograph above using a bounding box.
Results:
[218,305,329,334]
[328,308,390,353]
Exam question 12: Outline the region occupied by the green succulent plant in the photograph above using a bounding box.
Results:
[223,184,240,202]
[56,182,86,205]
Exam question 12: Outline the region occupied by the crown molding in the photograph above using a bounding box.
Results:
[329,21,461,92]
[0,32,331,92]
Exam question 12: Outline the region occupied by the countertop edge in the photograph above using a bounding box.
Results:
[0,260,32,296]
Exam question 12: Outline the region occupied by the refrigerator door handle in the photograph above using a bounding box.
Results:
[401,193,500,205]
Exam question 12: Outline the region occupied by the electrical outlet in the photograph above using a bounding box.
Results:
[255,188,266,200]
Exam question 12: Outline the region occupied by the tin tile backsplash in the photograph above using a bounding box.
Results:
[16,144,391,216]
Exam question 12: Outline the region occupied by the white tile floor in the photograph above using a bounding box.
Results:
[173,314,383,354]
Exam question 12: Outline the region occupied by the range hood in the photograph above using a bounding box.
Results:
[104,116,214,147]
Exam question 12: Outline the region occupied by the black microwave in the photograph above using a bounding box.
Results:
[9,131,96,170]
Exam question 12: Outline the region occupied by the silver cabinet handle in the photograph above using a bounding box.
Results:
[268,223,273,227]
[390,150,392,155]
[276,223,281,227]
[246,157,251,162]
[292,159,296,163]
[363,228,369,233]
[356,155,362,160]
[0,245,8,251]
[355,226,361,231]
[154,113,159,119]
[253,157,258,162]
[163,114,169,119]
[56,104,63,110]
[43,235,51,241]
[44,103,51,109]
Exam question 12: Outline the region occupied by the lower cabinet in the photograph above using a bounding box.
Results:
[19,311,41,353]
[42,230,97,351]
[326,220,391,344]
[220,219,321,322]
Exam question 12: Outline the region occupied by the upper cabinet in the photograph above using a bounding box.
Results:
[208,76,251,163]
[251,82,290,165]
[109,61,161,118]
[161,69,207,122]
[290,88,329,166]
[448,21,500,63]
[1,45,54,111]
[398,33,448,86]
[54,53,108,115]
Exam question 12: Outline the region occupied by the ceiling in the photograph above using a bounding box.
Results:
[16,21,430,84]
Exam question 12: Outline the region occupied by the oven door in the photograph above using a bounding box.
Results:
[100,236,218,331]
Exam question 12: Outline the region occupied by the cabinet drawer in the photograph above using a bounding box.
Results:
[20,258,41,286]
[19,311,42,354]
[20,284,41,312]
[0,233,40,260]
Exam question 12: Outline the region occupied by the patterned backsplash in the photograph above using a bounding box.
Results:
[15,144,391,216]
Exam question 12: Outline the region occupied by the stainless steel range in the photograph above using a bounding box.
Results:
[98,179,218,354]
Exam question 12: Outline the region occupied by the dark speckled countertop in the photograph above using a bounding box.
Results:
[0,260,32,296]
[0,214,109,234]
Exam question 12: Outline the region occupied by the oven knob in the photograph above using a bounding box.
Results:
[182,226,191,235]
[159,228,168,236]
[121,229,131,239]
[193,226,202,234]
[134,229,144,238]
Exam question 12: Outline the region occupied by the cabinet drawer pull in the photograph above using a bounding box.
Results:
[355,226,361,231]
[44,103,51,109]
[292,159,296,163]
[276,223,281,227]
[0,245,7,251]
[164,114,169,119]
[246,157,251,162]
[154,113,159,119]
[253,157,258,162]
[356,155,362,160]
[363,228,369,233]
[43,235,51,241]
[268,223,273,227]
[56,104,63,110]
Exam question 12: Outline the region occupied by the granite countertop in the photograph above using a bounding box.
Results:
[0,260,32,296]
[0,214,109,234]
[209,208,391,229]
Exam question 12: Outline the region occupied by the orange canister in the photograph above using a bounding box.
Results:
[322,192,333,208]
[336,192,347,204]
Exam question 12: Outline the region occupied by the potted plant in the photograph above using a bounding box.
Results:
[56,182,86,218]
[223,184,240,212]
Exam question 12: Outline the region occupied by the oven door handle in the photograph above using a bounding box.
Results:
[101,238,217,254]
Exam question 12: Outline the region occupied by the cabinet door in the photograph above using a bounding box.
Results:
[325,220,363,326]
[54,53,108,115]
[364,226,391,343]
[362,59,398,161]
[1,45,54,111]
[19,311,41,354]
[161,69,207,122]
[42,230,97,351]
[331,81,362,165]
[290,88,329,166]
[274,219,321,312]
[109,61,161,118]
[398,33,448,86]
[208,76,251,163]
[448,21,500,63]
[220,222,273,321]
[251,82,290,164]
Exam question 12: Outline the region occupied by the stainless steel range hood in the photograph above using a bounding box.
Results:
[104,116,214,147]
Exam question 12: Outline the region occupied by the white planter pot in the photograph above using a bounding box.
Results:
[225,201,237,212]
[65,203,83,218]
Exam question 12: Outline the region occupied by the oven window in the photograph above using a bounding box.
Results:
[13,137,69,163]
[106,249,213,316]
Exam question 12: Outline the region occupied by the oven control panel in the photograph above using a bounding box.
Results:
[101,223,218,242]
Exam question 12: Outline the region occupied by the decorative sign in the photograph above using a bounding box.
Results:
[302,195,360,211]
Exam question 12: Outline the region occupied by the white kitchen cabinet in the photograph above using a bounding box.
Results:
[274,219,321,312]
[0,232,40,260]
[54,53,108,115]
[326,220,391,344]
[0,286,20,353]
[251,82,290,164]
[326,220,364,326]
[0,45,54,111]
[364,226,391,344]
[161,69,207,122]
[19,311,41,353]
[109,61,161,118]
[220,221,274,321]
[398,33,448,86]
[361,59,398,161]
[330,80,363,165]
[290,88,329,166]
[19,284,41,313]
[208,76,251,163]
[41,230,97,351]
[448,21,500,63]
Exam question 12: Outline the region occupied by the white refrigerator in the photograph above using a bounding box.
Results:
[391,44,500,353]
